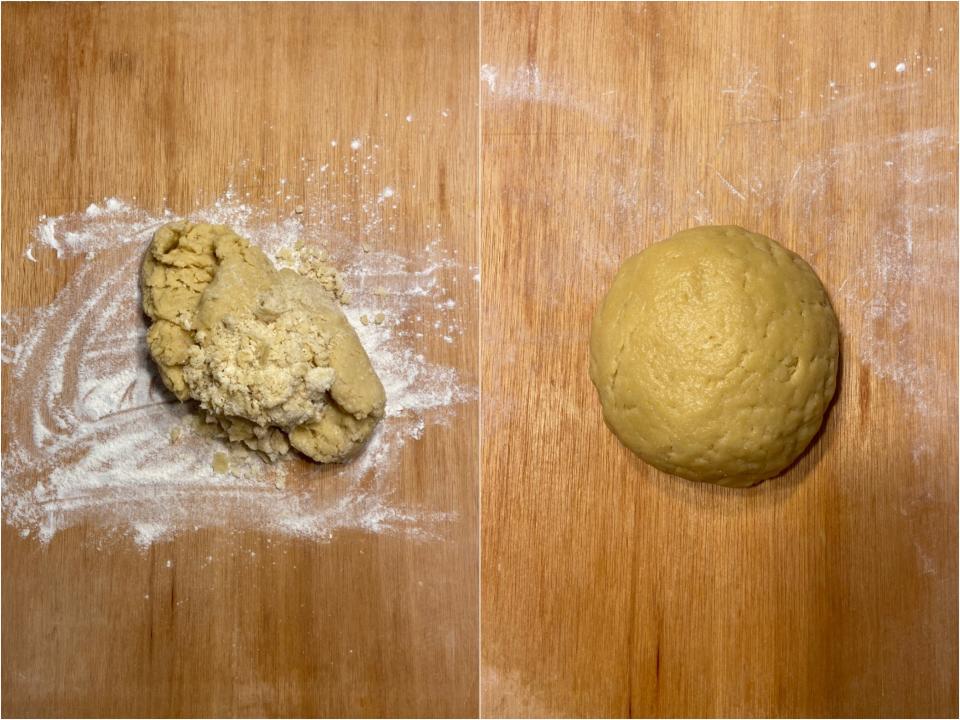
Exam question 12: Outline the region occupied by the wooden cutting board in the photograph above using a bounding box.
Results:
[2,4,478,716]
[481,2,957,717]
[4,2,958,718]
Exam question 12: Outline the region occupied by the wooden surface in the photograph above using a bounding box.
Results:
[2,3,478,717]
[4,2,959,718]
[481,2,958,717]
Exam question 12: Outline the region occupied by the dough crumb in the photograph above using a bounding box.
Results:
[373,313,385,325]
[193,414,221,438]
[212,452,230,474]
[294,204,304,214]
[295,246,344,302]
[229,444,251,460]
[169,427,182,444]
[360,314,370,326]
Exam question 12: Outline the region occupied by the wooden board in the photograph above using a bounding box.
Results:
[2,4,478,716]
[4,2,958,717]
[480,2,958,717]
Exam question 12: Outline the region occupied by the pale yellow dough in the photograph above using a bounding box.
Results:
[589,225,839,487]
[141,221,386,463]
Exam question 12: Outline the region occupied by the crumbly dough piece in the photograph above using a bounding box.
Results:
[589,225,839,487]
[141,221,385,463]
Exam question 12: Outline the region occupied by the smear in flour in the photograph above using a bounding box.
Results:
[3,180,474,547]
[480,63,639,138]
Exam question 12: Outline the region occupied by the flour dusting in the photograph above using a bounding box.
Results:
[3,178,474,548]
[481,63,639,138]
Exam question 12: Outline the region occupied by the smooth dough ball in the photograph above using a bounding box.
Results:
[141,221,386,464]
[589,225,839,487]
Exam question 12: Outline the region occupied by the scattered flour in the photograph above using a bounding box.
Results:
[3,177,474,548]
[480,63,639,138]
[32,198,171,259]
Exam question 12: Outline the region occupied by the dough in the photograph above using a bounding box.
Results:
[141,221,386,463]
[589,225,839,487]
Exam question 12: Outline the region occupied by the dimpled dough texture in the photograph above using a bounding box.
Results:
[590,226,839,487]
[141,221,386,463]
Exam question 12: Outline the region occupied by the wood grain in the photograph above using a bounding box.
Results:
[2,3,478,717]
[480,2,958,717]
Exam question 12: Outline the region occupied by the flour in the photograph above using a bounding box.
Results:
[32,198,170,259]
[711,169,748,202]
[830,129,956,417]
[4,182,474,548]
[479,64,498,92]
[481,63,639,139]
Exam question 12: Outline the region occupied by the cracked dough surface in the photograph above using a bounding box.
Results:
[589,225,839,487]
[141,221,385,463]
